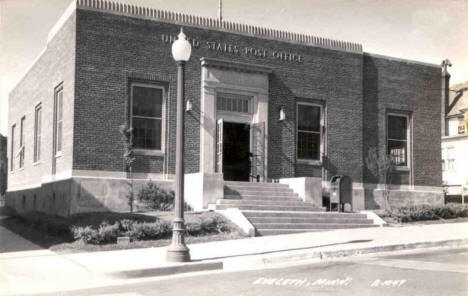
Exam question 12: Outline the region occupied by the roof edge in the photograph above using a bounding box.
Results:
[364,52,440,69]
[74,0,362,53]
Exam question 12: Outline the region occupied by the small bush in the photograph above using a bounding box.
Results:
[390,203,468,223]
[186,213,230,236]
[119,219,135,232]
[72,226,100,244]
[137,181,175,211]
[127,221,171,240]
[98,222,120,243]
[137,181,192,211]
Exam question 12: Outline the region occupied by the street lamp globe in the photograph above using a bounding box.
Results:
[171,29,192,62]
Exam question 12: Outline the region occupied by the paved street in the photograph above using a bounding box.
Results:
[35,247,468,296]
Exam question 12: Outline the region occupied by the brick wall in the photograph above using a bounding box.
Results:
[363,53,442,187]
[7,13,76,191]
[73,9,366,184]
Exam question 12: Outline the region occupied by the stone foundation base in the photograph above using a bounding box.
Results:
[6,176,444,216]
[6,177,174,217]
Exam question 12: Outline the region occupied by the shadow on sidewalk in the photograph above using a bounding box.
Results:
[0,213,66,253]
[190,239,374,262]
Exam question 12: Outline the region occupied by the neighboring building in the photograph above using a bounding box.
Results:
[0,134,7,206]
[442,79,468,201]
[6,0,443,216]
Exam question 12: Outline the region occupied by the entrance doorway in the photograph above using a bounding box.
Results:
[222,122,250,181]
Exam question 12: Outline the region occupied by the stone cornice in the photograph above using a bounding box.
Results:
[75,0,363,53]
[200,57,273,75]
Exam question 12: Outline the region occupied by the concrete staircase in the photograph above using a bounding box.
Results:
[214,181,377,236]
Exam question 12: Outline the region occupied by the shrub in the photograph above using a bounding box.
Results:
[390,204,468,223]
[98,222,120,243]
[137,181,175,211]
[119,219,136,232]
[127,221,172,240]
[186,213,230,236]
[137,181,193,211]
[72,226,100,244]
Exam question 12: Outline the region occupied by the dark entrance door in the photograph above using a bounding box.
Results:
[223,122,250,181]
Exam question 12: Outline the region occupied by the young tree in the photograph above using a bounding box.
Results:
[365,147,395,211]
[119,125,136,212]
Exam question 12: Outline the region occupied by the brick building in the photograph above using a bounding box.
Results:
[6,0,443,217]
[442,79,468,200]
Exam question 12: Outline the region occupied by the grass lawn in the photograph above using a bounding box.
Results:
[2,211,248,254]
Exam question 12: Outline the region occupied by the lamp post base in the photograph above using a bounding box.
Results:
[166,218,191,262]
[166,246,191,262]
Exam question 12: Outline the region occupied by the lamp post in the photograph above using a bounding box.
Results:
[166,29,192,262]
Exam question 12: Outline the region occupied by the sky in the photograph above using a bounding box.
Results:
[1,0,467,135]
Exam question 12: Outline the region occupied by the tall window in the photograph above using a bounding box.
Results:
[34,104,42,162]
[446,147,455,171]
[54,87,63,155]
[10,124,15,171]
[19,116,25,168]
[297,103,322,161]
[131,84,164,150]
[387,114,409,166]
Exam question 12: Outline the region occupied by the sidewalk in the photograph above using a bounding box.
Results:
[1,222,468,295]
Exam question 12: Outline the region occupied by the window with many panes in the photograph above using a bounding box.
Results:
[216,92,251,113]
[387,114,409,167]
[54,86,63,156]
[446,147,455,171]
[297,103,322,161]
[34,104,42,163]
[131,84,164,151]
[19,116,25,168]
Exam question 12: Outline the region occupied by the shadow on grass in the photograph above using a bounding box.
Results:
[0,211,160,252]
[0,216,65,252]
[0,211,247,254]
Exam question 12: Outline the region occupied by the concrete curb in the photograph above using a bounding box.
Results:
[106,238,468,278]
[225,238,468,270]
[108,261,223,279]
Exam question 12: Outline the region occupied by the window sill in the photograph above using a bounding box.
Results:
[394,166,410,171]
[297,159,322,166]
[55,152,63,158]
[134,149,165,157]
[33,161,41,166]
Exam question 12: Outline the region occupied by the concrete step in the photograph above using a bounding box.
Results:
[215,204,323,211]
[230,194,300,200]
[242,211,364,218]
[256,229,325,235]
[225,187,295,194]
[247,217,374,224]
[257,224,379,236]
[224,181,289,188]
[254,223,377,230]
[223,195,302,202]
[217,199,314,206]
[224,191,299,198]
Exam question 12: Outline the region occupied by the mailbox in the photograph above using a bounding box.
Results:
[330,175,352,212]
